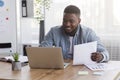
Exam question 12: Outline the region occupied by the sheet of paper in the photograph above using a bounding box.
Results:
[85,61,120,71]
[85,63,106,71]
[73,41,97,65]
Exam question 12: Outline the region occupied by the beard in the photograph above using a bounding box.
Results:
[62,26,78,36]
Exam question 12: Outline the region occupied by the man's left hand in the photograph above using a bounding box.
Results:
[91,52,103,63]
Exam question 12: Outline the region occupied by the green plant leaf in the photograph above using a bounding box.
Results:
[12,53,19,62]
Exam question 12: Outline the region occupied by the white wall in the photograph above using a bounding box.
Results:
[45,3,66,34]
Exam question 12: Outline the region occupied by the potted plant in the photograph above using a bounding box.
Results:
[34,0,51,43]
[34,0,51,21]
[12,53,21,71]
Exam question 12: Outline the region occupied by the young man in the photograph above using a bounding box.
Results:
[40,5,109,63]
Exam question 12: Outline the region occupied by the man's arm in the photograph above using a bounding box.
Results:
[87,29,109,62]
[40,28,54,47]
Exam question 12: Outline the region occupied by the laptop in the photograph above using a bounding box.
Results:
[26,47,69,69]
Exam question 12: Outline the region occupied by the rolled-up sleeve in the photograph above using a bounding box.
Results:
[40,28,54,47]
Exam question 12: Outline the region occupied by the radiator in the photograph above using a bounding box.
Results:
[103,40,120,61]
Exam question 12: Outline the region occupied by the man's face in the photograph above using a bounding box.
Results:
[62,13,80,34]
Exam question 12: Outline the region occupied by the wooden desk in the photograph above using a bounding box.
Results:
[0,61,120,80]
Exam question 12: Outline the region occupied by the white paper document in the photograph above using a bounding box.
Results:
[73,41,97,65]
[85,63,106,71]
[85,61,120,71]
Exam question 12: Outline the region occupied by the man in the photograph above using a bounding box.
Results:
[40,5,109,63]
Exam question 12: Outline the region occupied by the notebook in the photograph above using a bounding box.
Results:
[26,47,69,69]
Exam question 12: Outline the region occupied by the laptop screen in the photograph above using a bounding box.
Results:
[26,47,66,69]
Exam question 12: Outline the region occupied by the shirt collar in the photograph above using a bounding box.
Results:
[75,24,82,36]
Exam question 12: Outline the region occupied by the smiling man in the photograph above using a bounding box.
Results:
[40,5,109,63]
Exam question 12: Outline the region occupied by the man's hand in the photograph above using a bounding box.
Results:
[91,52,103,63]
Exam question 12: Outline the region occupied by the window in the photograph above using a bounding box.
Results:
[113,0,120,25]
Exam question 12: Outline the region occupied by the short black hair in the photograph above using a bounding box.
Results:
[64,5,80,17]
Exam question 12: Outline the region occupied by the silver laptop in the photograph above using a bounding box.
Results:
[26,47,69,69]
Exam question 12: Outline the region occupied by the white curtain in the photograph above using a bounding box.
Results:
[45,0,120,60]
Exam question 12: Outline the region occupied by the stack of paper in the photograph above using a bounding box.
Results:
[85,62,120,71]
[85,63,106,71]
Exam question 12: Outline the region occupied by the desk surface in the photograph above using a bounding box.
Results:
[0,61,119,80]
